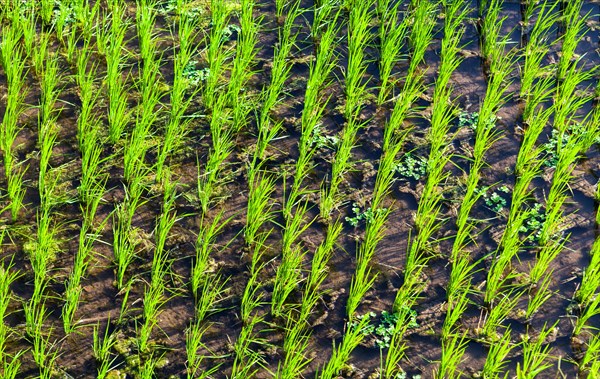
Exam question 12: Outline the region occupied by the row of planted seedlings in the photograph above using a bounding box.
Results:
[436,0,518,376]
[184,0,268,377]
[27,12,68,377]
[567,4,600,376]
[273,1,345,378]
[0,8,29,356]
[573,66,600,377]
[0,3,75,378]
[386,0,471,377]
[314,0,439,377]
[72,0,184,375]
[478,1,561,376]
[315,0,380,376]
[0,9,29,223]
[228,1,309,377]
[574,170,600,376]
[516,1,599,376]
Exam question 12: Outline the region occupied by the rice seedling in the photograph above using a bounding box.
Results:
[196,97,236,214]
[557,0,588,82]
[255,0,302,161]
[320,0,374,220]
[481,329,516,378]
[105,0,131,144]
[519,1,558,103]
[0,28,29,221]
[92,322,119,379]
[155,13,202,182]
[190,176,232,320]
[516,324,557,378]
[138,176,179,352]
[576,234,600,328]
[202,0,235,112]
[579,333,600,377]
[0,261,19,365]
[113,178,146,290]
[377,2,410,105]
[227,0,260,131]
[315,314,372,379]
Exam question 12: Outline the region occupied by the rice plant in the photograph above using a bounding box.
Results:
[0,27,29,221]
[105,0,131,144]
[377,2,410,104]
[320,0,374,220]
[138,176,179,352]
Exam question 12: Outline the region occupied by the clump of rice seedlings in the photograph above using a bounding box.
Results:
[0,261,20,370]
[24,302,58,379]
[104,0,131,145]
[93,322,118,379]
[255,1,302,161]
[575,235,600,335]
[479,0,506,71]
[73,0,101,41]
[75,35,101,150]
[516,323,557,378]
[156,12,203,182]
[113,178,146,290]
[227,0,260,131]
[557,0,588,82]
[320,0,373,220]
[481,328,515,377]
[377,1,410,104]
[196,96,236,214]
[315,313,373,379]
[578,333,600,377]
[202,0,235,112]
[519,1,558,106]
[386,1,469,376]
[138,176,179,352]
[0,27,29,221]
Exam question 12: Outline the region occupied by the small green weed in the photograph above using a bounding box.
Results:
[482,185,510,213]
[182,61,209,87]
[519,203,546,242]
[347,309,418,349]
[345,204,388,227]
[458,111,479,129]
[542,124,599,168]
[159,0,207,18]
[310,125,340,150]
[542,129,568,168]
[458,110,497,131]
[394,153,427,181]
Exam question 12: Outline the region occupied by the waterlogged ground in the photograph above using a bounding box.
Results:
[0,0,599,378]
